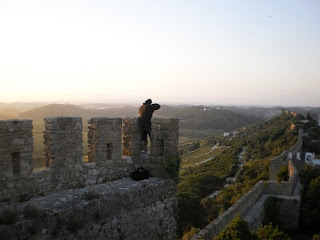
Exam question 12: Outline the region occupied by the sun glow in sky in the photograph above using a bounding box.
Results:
[1,0,320,106]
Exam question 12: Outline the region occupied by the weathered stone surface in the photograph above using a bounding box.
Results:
[0,117,180,239]
[88,118,122,164]
[44,117,83,168]
[0,120,33,179]
[0,178,176,240]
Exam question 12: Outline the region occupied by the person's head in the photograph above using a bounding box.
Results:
[144,99,152,105]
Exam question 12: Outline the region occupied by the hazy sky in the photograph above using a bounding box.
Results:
[1,1,319,106]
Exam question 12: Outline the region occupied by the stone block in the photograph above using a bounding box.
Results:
[164,141,178,150]
[7,121,20,132]
[20,120,33,131]
[152,118,179,131]
[0,121,8,131]
[0,138,10,149]
[12,138,24,145]
[44,117,83,168]
[152,131,179,141]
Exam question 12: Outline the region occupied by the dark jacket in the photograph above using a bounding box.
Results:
[139,103,160,131]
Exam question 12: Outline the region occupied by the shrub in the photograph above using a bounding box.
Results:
[263,196,281,225]
[307,176,320,203]
[300,166,320,232]
[313,234,320,240]
[213,216,291,240]
[182,227,200,240]
[213,215,256,240]
[299,165,320,188]
[277,165,289,183]
[257,223,290,240]
[176,192,206,236]
[165,153,181,183]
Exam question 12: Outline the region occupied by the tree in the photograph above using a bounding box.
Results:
[277,165,289,183]
[177,192,206,236]
[257,223,291,240]
[182,227,200,240]
[214,215,257,240]
[213,216,291,240]
[308,176,320,203]
[313,234,320,240]
[299,165,320,188]
[200,198,220,223]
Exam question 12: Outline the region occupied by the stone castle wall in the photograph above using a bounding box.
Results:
[0,178,177,240]
[0,117,179,202]
[269,128,303,182]
[193,182,265,240]
[193,180,301,240]
[0,120,33,179]
[0,117,179,239]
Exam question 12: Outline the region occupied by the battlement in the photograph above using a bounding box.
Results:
[0,117,179,203]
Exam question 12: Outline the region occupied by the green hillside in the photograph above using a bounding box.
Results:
[177,111,300,238]
[157,105,261,130]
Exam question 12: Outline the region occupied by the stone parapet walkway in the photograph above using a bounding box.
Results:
[0,177,177,240]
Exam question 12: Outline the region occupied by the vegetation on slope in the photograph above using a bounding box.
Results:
[213,215,290,240]
[301,115,320,155]
[158,105,261,130]
[177,111,300,238]
[212,113,320,240]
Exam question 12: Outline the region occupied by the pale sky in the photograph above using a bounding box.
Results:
[0,0,319,106]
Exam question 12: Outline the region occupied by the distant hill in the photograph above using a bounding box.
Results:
[19,104,261,131]
[18,104,139,121]
[0,113,18,120]
[224,106,320,119]
[0,102,47,112]
[223,106,283,119]
[287,107,320,116]
[19,104,85,119]
[156,105,261,130]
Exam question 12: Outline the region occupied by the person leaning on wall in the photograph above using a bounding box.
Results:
[139,99,160,153]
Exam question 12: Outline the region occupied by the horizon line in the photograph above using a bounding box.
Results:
[0,100,319,108]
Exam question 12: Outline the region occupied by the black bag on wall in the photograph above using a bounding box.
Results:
[130,167,150,181]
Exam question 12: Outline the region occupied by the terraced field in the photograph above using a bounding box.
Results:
[180,144,223,169]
